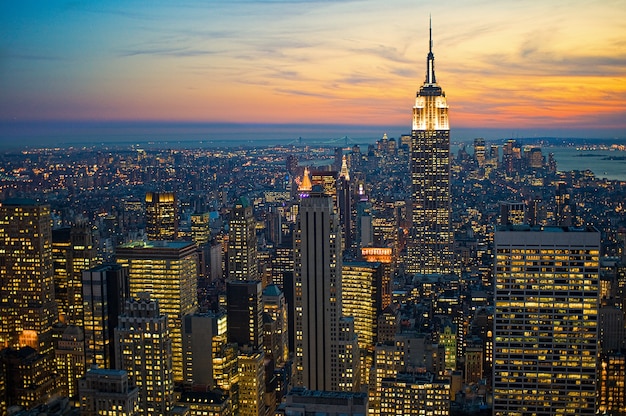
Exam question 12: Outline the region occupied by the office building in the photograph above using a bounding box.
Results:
[227,197,258,281]
[177,390,231,416]
[0,346,59,410]
[116,240,198,382]
[493,225,600,415]
[342,262,383,384]
[145,191,178,240]
[380,372,450,416]
[115,294,174,416]
[499,201,526,225]
[79,367,140,416]
[226,280,264,350]
[182,311,227,388]
[238,351,266,416]
[52,223,96,326]
[294,185,359,391]
[596,351,626,415]
[0,199,57,361]
[54,325,85,399]
[338,155,352,253]
[262,284,289,365]
[406,21,454,276]
[473,138,486,167]
[82,264,129,369]
[276,388,368,416]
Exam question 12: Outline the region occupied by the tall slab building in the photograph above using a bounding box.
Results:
[293,185,359,391]
[407,21,454,275]
[228,197,259,281]
[493,225,600,415]
[145,191,178,240]
[0,199,58,358]
[116,240,198,382]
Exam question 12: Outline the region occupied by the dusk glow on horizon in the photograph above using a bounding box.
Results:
[1,0,626,139]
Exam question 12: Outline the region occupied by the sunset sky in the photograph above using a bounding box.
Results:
[1,0,626,141]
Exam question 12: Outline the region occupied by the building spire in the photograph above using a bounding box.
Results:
[339,155,350,181]
[426,16,436,85]
[299,167,312,192]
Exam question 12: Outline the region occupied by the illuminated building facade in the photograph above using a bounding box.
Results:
[407,21,454,276]
[293,186,359,391]
[115,295,174,416]
[79,367,140,416]
[493,225,600,415]
[145,191,178,240]
[342,262,383,386]
[597,351,625,415]
[191,212,211,245]
[0,199,57,359]
[237,351,266,416]
[228,197,258,281]
[338,156,353,253]
[177,390,232,416]
[116,240,198,382]
[54,325,85,399]
[0,346,59,410]
[52,221,95,326]
[380,372,450,416]
[226,280,264,350]
[182,311,227,387]
[82,264,129,369]
[499,201,526,225]
[473,138,486,167]
[342,262,383,351]
[263,284,289,365]
[361,247,393,310]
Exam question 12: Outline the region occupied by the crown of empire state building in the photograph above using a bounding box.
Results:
[412,17,449,132]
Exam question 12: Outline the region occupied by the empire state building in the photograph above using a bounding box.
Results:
[406,21,455,275]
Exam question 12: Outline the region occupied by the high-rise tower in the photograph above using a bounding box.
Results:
[493,225,600,415]
[407,20,454,275]
[145,191,178,240]
[293,185,359,391]
[228,197,258,281]
[115,241,198,382]
[0,199,58,357]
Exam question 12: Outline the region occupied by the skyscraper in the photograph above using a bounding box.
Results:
[293,185,359,391]
[82,263,129,368]
[145,191,178,240]
[52,221,95,326]
[115,294,174,415]
[226,279,264,350]
[407,21,454,275]
[79,367,140,416]
[338,155,353,253]
[228,197,258,281]
[116,240,198,382]
[0,199,58,358]
[493,225,600,415]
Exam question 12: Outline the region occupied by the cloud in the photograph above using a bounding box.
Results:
[119,47,220,58]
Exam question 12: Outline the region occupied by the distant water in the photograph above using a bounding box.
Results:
[458,144,626,181]
[545,146,626,181]
[2,121,624,180]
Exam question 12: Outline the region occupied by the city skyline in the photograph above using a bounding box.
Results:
[1,0,626,143]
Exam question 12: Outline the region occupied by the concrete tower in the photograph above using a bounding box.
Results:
[293,185,359,391]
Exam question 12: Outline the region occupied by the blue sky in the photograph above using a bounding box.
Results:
[1,0,626,141]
